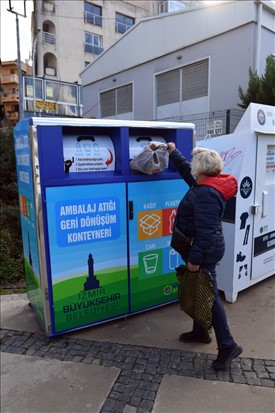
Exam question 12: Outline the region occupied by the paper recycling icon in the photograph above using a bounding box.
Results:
[139,213,161,236]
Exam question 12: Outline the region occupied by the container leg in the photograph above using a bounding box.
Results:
[224,290,238,303]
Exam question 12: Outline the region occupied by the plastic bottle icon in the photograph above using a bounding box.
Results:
[169,249,178,269]
[169,210,177,233]
[93,142,100,153]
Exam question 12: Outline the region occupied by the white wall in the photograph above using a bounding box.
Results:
[82,0,275,121]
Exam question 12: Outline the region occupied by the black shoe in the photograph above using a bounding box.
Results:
[212,343,243,370]
[179,331,212,344]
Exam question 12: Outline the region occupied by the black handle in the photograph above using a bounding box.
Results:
[136,136,152,142]
[129,201,134,220]
[77,136,95,142]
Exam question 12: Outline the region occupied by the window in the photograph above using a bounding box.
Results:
[24,77,43,99]
[45,81,78,104]
[42,0,55,13]
[43,31,55,44]
[23,76,82,117]
[42,21,56,44]
[100,84,133,117]
[44,52,57,76]
[101,89,116,117]
[157,70,180,106]
[84,2,102,26]
[115,13,134,34]
[117,84,132,114]
[156,59,208,106]
[159,1,187,14]
[182,60,208,101]
[84,32,103,55]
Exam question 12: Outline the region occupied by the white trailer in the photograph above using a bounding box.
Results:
[202,103,275,302]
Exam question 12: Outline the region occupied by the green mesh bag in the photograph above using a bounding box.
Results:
[176,265,214,332]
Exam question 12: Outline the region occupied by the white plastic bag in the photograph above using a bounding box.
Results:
[130,142,169,175]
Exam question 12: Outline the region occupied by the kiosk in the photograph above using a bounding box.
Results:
[14,118,195,336]
[202,104,275,302]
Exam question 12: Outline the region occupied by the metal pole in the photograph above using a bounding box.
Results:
[32,38,37,114]
[15,13,24,119]
[7,0,26,121]
[226,109,230,135]
[255,0,262,74]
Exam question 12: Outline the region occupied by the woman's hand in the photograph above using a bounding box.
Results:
[187,262,200,272]
[167,142,176,154]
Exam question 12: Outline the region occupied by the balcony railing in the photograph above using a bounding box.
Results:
[2,94,19,103]
[45,67,56,76]
[1,74,19,84]
[8,112,19,121]
[84,11,102,26]
[43,31,56,45]
[84,43,103,55]
[115,21,132,34]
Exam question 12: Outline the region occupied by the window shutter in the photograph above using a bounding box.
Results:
[157,69,180,106]
[182,59,208,101]
[117,84,132,114]
[101,90,116,117]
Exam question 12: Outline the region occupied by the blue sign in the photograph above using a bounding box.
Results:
[55,197,121,247]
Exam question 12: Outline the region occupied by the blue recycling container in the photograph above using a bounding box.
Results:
[14,117,194,336]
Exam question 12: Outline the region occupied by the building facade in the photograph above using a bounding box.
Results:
[32,0,203,84]
[0,60,32,126]
[33,0,152,84]
[80,0,275,139]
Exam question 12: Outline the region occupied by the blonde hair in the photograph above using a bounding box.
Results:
[191,147,224,177]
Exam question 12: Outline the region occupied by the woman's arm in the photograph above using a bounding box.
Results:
[167,143,195,187]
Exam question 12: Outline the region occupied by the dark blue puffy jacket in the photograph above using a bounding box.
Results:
[170,149,238,265]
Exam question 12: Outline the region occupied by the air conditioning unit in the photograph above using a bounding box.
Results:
[45,67,56,76]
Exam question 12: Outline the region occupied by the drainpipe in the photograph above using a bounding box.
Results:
[255,0,263,74]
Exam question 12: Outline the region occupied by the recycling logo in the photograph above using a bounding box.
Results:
[240,176,253,199]
[257,109,266,126]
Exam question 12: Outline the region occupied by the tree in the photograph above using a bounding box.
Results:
[238,55,275,109]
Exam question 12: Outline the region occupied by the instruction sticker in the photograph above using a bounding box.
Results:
[63,135,115,172]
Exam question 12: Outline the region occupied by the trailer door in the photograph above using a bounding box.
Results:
[252,134,275,279]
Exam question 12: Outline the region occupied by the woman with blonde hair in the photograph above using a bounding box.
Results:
[167,143,242,370]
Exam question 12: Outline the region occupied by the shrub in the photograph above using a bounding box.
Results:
[0,128,25,285]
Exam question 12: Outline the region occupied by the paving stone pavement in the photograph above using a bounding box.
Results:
[1,328,274,413]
